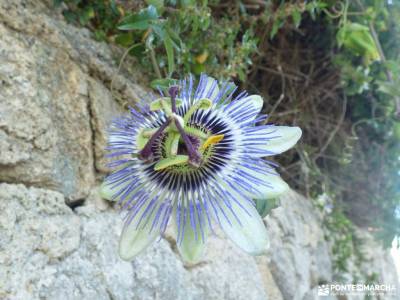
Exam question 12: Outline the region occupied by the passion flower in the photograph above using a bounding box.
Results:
[101,74,302,263]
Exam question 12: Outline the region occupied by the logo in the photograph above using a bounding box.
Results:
[318,285,330,296]
[317,283,397,297]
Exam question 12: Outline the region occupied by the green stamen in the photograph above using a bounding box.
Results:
[136,130,150,150]
[183,98,212,124]
[142,87,213,169]
[154,155,189,171]
[150,97,182,116]
[142,128,158,137]
[164,132,180,156]
[184,126,209,140]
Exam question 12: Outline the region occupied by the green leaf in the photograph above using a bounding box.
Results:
[118,21,149,31]
[291,9,302,28]
[270,18,284,39]
[377,81,400,97]
[152,23,166,39]
[384,60,400,76]
[118,5,158,31]
[110,0,120,16]
[306,1,327,20]
[192,62,205,75]
[150,78,177,90]
[129,44,146,57]
[166,26,182,44]
[180,0,196,7]
[237,68,246,82]
[94,30,107,41]
[337,23,380,64]
[254,198,280,218]
[146,0,164,11]
[164,35,175,76]
[114,33,134,47]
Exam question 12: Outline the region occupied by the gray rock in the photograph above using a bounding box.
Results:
[87,78,124,174]
[0,183,81,299]
[0,16,94,201]
[265,191,333,300]
[0,183,267,300]
[0,0,397,299]
[0,0,147,202]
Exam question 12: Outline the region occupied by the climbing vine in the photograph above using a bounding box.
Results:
[55,0,400,252]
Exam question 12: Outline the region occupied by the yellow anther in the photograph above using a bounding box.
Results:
[200,134,224,151]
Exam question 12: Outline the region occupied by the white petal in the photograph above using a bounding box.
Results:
[118,196,166,261]
[198,76,219,101]
[243,126,302,157]
[109,133,126,144]
[224,95,263,123]
[118,205,160,261]
[217,189,269,255]
[257,173,289,199]
[243,95,263,114]
[247,169,289,199]
[233,164,289,199]
[99,180,133,202]
[99,181,118,201]
[264,126,302,155]
[174,206,208,263]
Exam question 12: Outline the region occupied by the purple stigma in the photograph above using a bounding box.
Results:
[139,84,201,167]
[174,118,202,167]
[169,85,180,113]
[138,119,171,162]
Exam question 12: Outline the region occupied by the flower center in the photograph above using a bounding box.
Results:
[177,135,200,156]
[140,107,234,192]
[137,85,225,171]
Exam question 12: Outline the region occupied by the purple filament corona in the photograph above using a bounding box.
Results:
[105,74,281,244]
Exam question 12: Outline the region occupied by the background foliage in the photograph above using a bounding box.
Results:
[55,0,400,275]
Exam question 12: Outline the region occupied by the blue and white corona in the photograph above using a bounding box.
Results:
[101,74,302,262]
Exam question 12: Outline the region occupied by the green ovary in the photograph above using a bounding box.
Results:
[158,125,210,171]
[136,122,219,172]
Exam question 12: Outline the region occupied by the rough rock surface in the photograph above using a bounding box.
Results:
[265,192,333,300]
[0,0,145,201]
[0,183,267,300]
[0,1,398,300]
